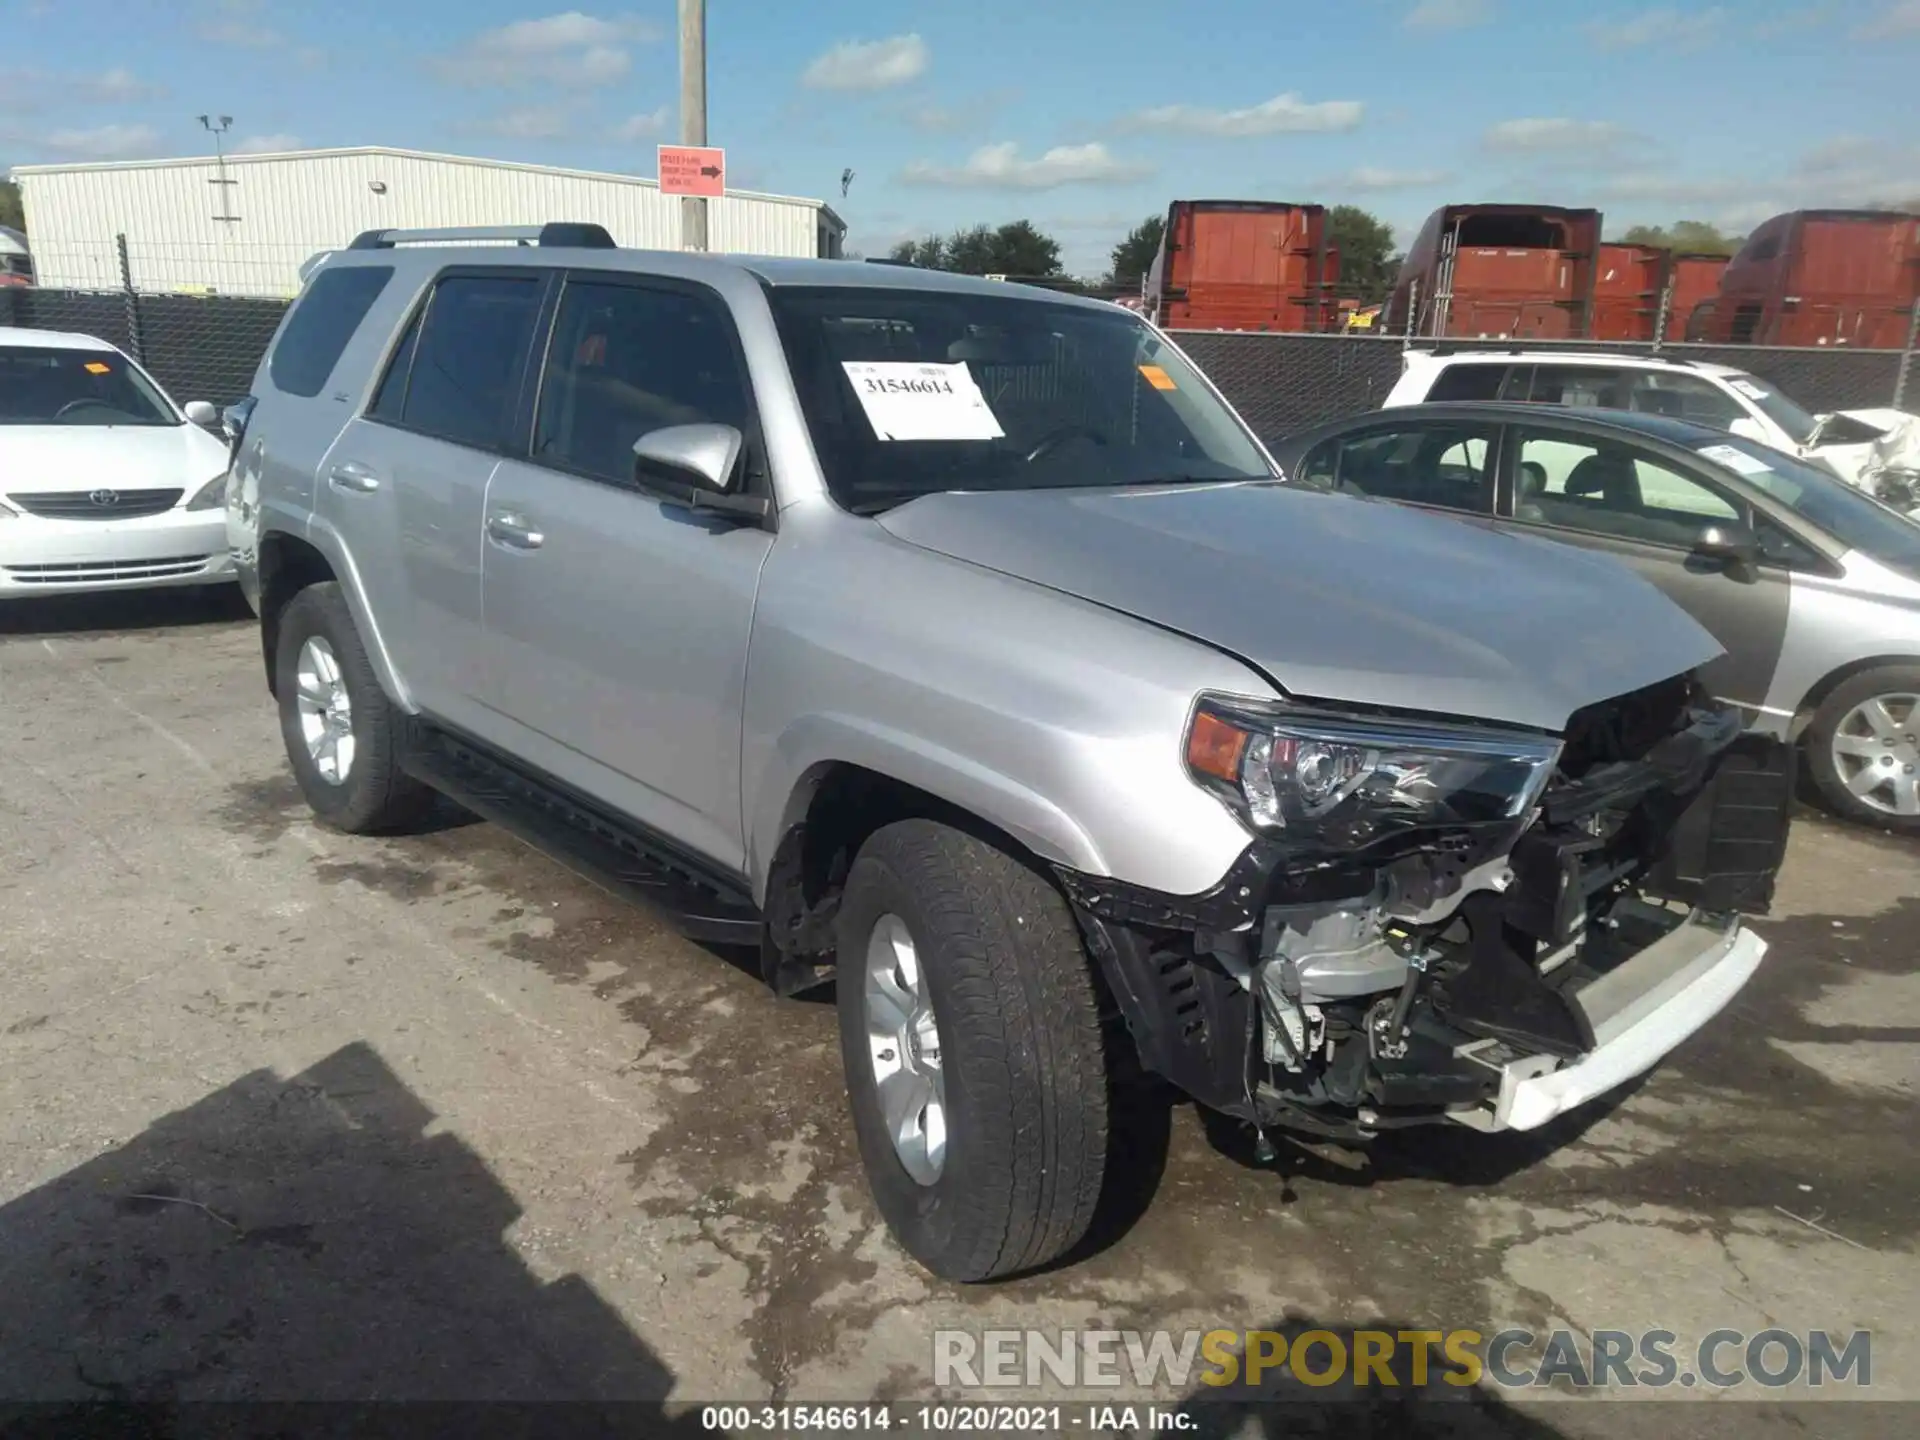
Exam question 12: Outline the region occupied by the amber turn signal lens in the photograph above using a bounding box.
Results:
[1186,710,1250,782]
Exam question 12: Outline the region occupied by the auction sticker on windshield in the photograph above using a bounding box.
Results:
[842,361,1005,442]
[1699,443,1775,476]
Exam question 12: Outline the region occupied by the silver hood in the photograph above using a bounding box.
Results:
[878,483,1724,733]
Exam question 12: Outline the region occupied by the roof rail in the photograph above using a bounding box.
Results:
[865,257,920,267]
[346,222,617,250]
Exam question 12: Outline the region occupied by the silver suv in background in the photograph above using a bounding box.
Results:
[231,224,1792,1281]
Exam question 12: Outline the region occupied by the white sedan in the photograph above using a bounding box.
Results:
[1,327,235,598]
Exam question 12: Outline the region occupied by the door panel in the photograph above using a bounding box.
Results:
[1499,426,1790,715]
[478,466,771,870]
[476,271,773,873]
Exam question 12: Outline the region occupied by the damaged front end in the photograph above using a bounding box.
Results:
[1059,674,1793,1140]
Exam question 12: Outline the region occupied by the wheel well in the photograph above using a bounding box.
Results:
[760,763,1045,990]
[1790,654,1920,740]
[257,532,336,696]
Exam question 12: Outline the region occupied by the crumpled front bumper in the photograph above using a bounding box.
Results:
[1448,913,1766,1133]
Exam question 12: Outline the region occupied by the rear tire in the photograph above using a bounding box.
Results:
[274,582,433,834]
[836,819,1109,1282]
[1804,664,1920,835]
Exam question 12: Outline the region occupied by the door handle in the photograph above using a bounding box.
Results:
[327,460,381,494]
[486,511,545,550]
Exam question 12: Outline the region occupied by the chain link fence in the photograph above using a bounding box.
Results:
[4,234,1917,433]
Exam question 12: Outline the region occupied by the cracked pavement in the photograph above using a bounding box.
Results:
[1,589,1915,1435]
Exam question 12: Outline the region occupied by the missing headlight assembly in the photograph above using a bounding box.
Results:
[1060,675,1792,1142]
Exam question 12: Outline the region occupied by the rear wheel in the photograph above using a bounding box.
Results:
[836,819,1109,1282]
[1805,664,1920,834]
[274,582,433,833]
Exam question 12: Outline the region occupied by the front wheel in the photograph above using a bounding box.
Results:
[1804,664,1920,834]
[836,820,1110,1282]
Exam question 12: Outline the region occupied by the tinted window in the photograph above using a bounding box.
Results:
[1511,429,1741,548]
[401,274,543,450]
[0,345,174,426]
[1426,363,1508,402]
[270,265,393,398]
[1527,366,1629,408]
[765,286,1271,513]
[1325,422,1498,513]
[369,305,423,421]
[1627,372,1744,429]
[534,279,752,484]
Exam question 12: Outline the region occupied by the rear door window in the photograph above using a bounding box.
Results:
[1527,366,1630,409]
[270,265,393,398]
[396,273,545,451]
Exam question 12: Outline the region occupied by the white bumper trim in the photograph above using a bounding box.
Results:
[1450,918,1767,1133]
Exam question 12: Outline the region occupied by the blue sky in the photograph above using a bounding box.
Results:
[4,0,1920,272]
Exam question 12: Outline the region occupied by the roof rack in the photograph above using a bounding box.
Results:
[1424,344,1697,367]
[346,222,617,251]
[864,257,920,267]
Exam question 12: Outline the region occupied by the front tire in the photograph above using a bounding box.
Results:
[1804,664,1920,834]
[274,582,433,834]
[836,820,1110,1282]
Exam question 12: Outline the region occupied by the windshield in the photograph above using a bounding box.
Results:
[0,345,177,427]
[1696,436,1920,581]
[764,284,1273,513]
[1725,372,1818,446]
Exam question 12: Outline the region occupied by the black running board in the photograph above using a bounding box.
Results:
[399,720,764,947]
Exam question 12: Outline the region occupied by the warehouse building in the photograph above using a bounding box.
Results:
[11,145,847,297]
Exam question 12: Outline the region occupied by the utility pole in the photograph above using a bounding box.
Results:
[679,0,708,252]
[199,114,237,225]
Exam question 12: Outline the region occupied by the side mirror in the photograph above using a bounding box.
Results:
[631,423,769,521]
[1727,416,1770,445]
[183,399,219,429]
[1694,522,1759,571]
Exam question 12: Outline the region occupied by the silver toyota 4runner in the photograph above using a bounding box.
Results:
[228,224,1794,1282]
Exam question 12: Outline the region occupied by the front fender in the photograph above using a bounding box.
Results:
[748,713,1106,897]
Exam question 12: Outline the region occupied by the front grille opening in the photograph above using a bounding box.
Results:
[4,555,209,584]
[1558,674,1692,779]
[7,488,184,520]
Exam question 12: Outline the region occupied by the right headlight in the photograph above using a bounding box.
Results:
[1184,695,1561,857]
[184,471,230,511]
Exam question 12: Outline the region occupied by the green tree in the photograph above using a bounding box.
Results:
[1108,213,1165,290]
[1326,205,1399,305]
[888,221,1063,277]
[0,179,23,233]
[1617,220,1743,256]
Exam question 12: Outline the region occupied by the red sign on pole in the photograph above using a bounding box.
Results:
[658,145,725,198]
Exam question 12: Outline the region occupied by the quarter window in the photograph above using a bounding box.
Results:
[269,265,393,398]
[398,274,544,450]
[533,279,753,486]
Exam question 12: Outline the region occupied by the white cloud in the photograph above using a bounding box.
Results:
[77,68,167,103]
[196,0,325,64]
[40,123,162,160]
[1483,117,1630,151]
[1402,0,1493,30]
[899,142,1151,190]
[470,105,574,140]
[614,107,669,141]
[1855,0,1920,36]
[231,133,302,154]
[801,34,930,91]
[1583,7,1727,50]
[1123,92,1364,137]
[1324,165,1453,191]
[430,12,657,89]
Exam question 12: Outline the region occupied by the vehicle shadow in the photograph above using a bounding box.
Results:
[1163,1316,1572,1439]
[0,584,252,637]
[0,1041,707,1431]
